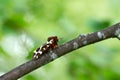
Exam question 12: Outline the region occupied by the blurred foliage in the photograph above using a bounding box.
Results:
[88,19,111,31]
[0,0,120,80]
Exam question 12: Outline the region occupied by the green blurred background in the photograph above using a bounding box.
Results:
[0,0,120,80]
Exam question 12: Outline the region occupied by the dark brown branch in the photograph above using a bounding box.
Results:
[0,22,120,80]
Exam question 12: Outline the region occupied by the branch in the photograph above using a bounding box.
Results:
[0,22,120,80]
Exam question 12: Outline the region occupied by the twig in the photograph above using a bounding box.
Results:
[0,22,120,80]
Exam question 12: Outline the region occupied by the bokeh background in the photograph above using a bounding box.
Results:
[0,0,120,80]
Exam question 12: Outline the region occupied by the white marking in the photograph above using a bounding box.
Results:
[38,51,42,54]
[97,32,105,39]
[115,28,120,36]
[35,52,38,55]
[33,55,38,59]
[49,41,52,44]
[47,45,50,47]
[49,39,53,44]
[33,49,42,59]
[73,42,79,49]
[47,41,52,44]
[36,55,38,59]
[43,48,46,50]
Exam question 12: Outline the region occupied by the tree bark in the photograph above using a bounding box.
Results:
[0,22,120,80]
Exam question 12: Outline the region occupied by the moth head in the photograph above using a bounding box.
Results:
[47,36,58,42]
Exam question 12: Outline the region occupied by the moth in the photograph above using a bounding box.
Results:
[33,36,58,60]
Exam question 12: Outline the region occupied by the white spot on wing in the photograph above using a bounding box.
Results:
[47,45,50,47]
[73,42,79,49]
[47,40,53,44]
[43,48,46,50]
[38,51,42,54]
[33,54,38,59]
[36,55,38,59]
